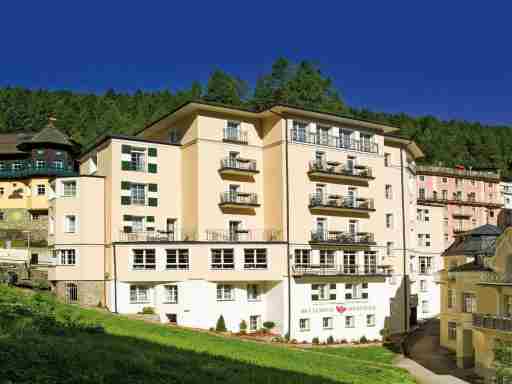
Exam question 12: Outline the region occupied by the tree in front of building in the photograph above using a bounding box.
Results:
[494,339,512,383]
[215,315,227,332]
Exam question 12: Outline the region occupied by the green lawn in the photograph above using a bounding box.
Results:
[0,286,414,384]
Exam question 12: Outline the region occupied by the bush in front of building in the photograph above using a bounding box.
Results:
[141,307,155,315]
[494,339,512,383]
[215,315,227,332]
[262,321,275,332]
[326,335,335,345]
[239,320,247,334]
[312,337,319,345]
[359,336,368,344]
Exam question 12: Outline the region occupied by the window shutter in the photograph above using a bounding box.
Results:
[121,145,132,154]
[148,163,157,173]
[329,293,337,300]
[121,181,131,190]
[148,197,158,207]
[146,216,155,223]
[121,161,131,171]
[148,148,157,157]
[123,226,132,233]
[311,294,319,301]
[148,183,158,192]
[330,284,336,290]
[121,196,131,205]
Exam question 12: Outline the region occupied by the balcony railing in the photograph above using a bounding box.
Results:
[308,161,374,180]
[292,264,390,277]
[473,313,512,332]
[223,128,248,144]
[309,193,375,211]
[205,229,283,242]
[480,271,512,285]
[310,231,375,245]
[291,130,379,154]
[219,192,259,207]
[118,230,197,242]
[416,165,500,182]
[219,158,258,173]
[0,161,76,179]
[417,193,502,208]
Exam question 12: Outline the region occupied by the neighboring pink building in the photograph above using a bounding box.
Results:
[416,165,502,246]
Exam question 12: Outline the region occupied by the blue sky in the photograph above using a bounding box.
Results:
[1,1,511,125]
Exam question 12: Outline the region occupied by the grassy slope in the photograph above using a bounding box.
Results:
[0,288,414,384]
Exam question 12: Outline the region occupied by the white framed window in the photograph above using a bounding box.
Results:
[323,317,333,329]
[319,250,335,267]
[385,184,393,199]
[384,153,391,167]
[419,175,425,181]
[385,214,393,229]
[244,249,267,269]
[166,249,189,270]
[462,293,477,313]
[423,209,430,222]
[0,187,4,196]
[53,160,64,169]
[448,289,456,309]
[249,315,261,331]
[419,256,432,274]
[130,285,150,303]
[130,150,146,171]
[132,249,156,270]
[0,212,4,221]
[386,241,394,257]
[216,284,234,301]
[292,121,308,142]
[420,280,427,292]
[211,249,234,270]
[130,216,144,233]
[131,183,146,205]
[63,181,77,197]
[12,161,23,170]
[294,249,310,266]
[36,184,46,196]
[448,321,456,340]
[31,213,41,221]
[367,314,376,327]
[364,251,377,274]
[247,284,261,302]
[163,285,178,304]
[64,215,77,233]
[311,283,336,301]
[299,318,310,331]
[343,251,356,274]
[345,315,355,328]
[345,283,368,300]
[422,300,429,314]
[35,159,45,169]
[58,249,76,265]
[504,295,512,316]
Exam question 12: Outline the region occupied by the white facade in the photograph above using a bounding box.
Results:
[500,181,512,209]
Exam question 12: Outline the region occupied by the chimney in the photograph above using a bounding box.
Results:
[48,115,57,127]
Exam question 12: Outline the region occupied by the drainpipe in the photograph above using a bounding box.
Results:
[113,244,118,313]
[399,147,409,333]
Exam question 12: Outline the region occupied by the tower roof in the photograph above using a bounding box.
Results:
[17,117,73,150]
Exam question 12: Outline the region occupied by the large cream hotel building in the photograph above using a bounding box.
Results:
[48,101,430,341]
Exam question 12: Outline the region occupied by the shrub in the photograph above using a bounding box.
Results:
[239,320,247,334]
[360,335,368,344]
[34,279,51,291]
[340,339,348,344]
[263,321,275,331]
[327,335,335,345]
[271,336,283,343]
[290,339,298,344]
[141,307,155,315]
[215,315,227,332]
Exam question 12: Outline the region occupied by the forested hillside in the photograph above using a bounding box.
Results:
[0,58,510,173]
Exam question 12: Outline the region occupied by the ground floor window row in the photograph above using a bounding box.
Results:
[129,283,265,304]
[131,248,269,271]
[299,314,376,331]
[311,283,369,301]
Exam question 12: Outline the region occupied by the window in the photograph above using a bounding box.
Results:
[364,251,377,274]
[131,183,146,205]
[35,159,45,169]
[211,249,235,270]
[244,249,267,269]
[420,280,427,292]
[384,153,391,167]
[53,160,64,169]
[462,293,477,313]
[31,213,41,221]
[64,215,77,233]
[247,284,261,301]
[424,209,430,222]
[418,188,425,200]
[345,316,355,328]
[448,289,456,309]
[30,253,38,265]
[163,285,178,304]
[343,251,356,274]
[36,184,46,195]
[130,285,150,303]
[422,300,429,313]
[442,190,448,200]
[299,318,310,331]
[417,234,431,248]
[63,181,77,197]
[385,214,393,229]
[442,177,447,183]
[419,256,432,274]
[59,249,76,265]
[0,187,4,196]
[293,121,308,142]
[319,250,335,267]
[385,184,392,199]
[323,317,333,329]
[12,161,23,170]
[345,283,368,300]
[130,150,146,171]
[249,315,261,331]
[386,242,393,257]
[419,175,425,181]
[367,314,376,327]
[448,322,457,340]
[0,212,4,221]
[216,284,234,301]
[417,209,423,221]
[311,283,337,301]
[131,216,144,232]
[294,249,310,266]
[132,249,156,270]
[65,283,78,303]
[225,121,241,140]
[166,249,189,270]
[504,295,512,316]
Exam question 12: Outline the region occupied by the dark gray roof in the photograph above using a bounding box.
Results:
[19,123,73,148]
[449,261,493,272]
[443,224,502,257]
[0,133,33,155]
[469,224,503,236]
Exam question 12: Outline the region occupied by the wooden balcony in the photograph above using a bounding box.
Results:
[308,161,374,184]
[309,193,375,216]
[309,230,375,247]
[218,158,258,178]
[473,313,512,333]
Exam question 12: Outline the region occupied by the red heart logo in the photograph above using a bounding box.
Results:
[336,305,347,313]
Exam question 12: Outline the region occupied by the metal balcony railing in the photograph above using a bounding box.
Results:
[308,161,373,179]
[0,160,76,179]
[118,230,197,242]
[220,192,259,206]
[291,130,379,154]
[220,158,257,172]
[416,165,500,181]
[205,229,283,242]
[310,230,375,245]
[417,193,502,208]
[309,193,375,210]
[480,271,512,285]
[223,128,248,144]
[292,264,389,277]
[473,313,512,332]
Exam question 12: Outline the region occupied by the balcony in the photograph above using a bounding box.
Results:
[309,193,375,215]
[452,210,472,219]
[291,130,379,154]
[218,158,258,178]
[417,193,502,208]
[309,231,375,247]
[453,227,471,235]
[292,264,390,277]
[308,161,374,184]
[205,229,283,242]
[0,160,76,179]
[223,128,248,145]
[416,165,500,182]
[219,192,260,209]
[480,271,512,285]
[473,314,512,333]
[118,230,197,242]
